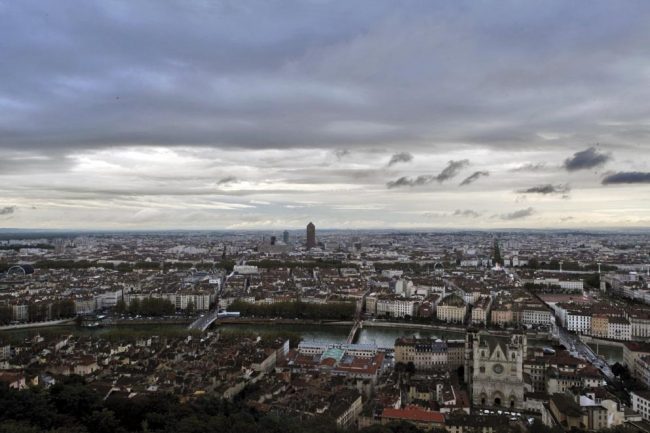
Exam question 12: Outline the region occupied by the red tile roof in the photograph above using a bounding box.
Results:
[382,406,445,423]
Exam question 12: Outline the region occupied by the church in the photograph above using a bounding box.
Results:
[465,330,527,409]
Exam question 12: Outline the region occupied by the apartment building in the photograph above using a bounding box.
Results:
[394,337,448,371]
[436,294,466,323]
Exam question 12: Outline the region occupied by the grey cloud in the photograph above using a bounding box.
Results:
[386,175,434,189]
[14,184,307,200]
[0,206,16,215]
[386,159,469,188]
[436,160,470,182]
[500,207,534,220]
[422,211,447,218]
[279,167,386,183]
[4,1,649,157]
[517,184,570,195]
[453,209,480,218]
[0,152,73,175]
[387,152,413,166]
[459,171,489,186]
[602,172,650,184]
[217,176,238,185]
[564,147,611,171]
[509,163,548,172]
[335,149,350,160]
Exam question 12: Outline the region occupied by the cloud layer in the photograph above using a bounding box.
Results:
[0,1,648,229]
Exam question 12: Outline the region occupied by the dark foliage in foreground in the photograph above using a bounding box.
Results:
[0,380,428,433]
[1,381,641,433]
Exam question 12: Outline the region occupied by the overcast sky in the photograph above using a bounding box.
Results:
[1,0,649,230]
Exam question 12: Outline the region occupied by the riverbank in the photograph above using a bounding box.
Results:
[578,335,625,364]
[0,318,76,331]
[218,318,354,326]
[579,334,626,348]
[362,320,466,332]
[110,318,193,326]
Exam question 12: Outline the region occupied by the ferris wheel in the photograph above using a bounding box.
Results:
[6,265,26,277]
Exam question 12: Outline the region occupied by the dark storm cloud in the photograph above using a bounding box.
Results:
[387,152,413,167]
[386,159,469,188]
[459,171,489,186]
[517,184,570,195]
[453,209,480,218]
[563,147,611,171]
[602,172,650,184]
[0,206,16,215]
[500,207,534,220]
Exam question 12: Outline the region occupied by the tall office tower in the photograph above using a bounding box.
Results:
[270,236,277,245]
[283,230,290,244]
[306,222,316,249]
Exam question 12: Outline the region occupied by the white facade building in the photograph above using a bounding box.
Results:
[608,317,632,341]
[376,298,417,318]
[631,391,650,421]
[566,310,592,334]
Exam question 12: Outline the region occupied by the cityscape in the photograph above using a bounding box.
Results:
[2,1,650,433]
[1,225,650,433]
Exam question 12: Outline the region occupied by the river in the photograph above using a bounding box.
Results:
[588,342,624,364]
[217,323,467,347]
[0,322,623,363]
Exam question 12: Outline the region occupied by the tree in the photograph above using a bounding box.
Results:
[456,365,464,382]
[84,409,123,433]
[186,300,195,317]
[612,362,630,379]
[28,303,48,322]
[116,263,132,273]
[51,300,75,319]
[493,239,502,266]
[128,298,141,315]
[49,383,102,418]
[406,361,416,375]
[0,306,12,325]
[114,299,126,314]
[584,273,600,289]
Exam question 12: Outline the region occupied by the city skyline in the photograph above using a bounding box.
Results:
[1,1,650,230]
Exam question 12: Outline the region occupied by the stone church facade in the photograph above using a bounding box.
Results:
[466,331,527,409]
